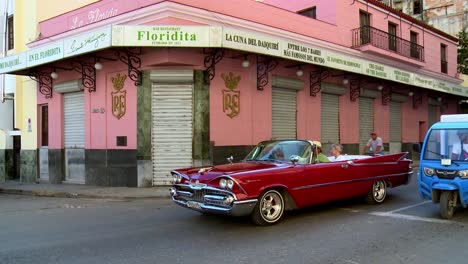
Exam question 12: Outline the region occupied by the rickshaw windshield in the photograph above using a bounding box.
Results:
[423,128,468,162]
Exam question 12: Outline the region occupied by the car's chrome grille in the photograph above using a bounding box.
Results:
[193,189,205,202]
[175,185,234,208]
[435,169,457,179]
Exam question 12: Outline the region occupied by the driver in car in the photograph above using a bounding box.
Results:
[451,131,468,160]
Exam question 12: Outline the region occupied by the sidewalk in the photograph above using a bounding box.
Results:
[0,181,170,199]
[0,160,419,200]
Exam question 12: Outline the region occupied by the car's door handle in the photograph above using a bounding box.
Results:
[341,164,349,169]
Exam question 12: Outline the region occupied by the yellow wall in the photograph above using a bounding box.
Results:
[37,0,99,22]
[13,0,99,149]
[15,0,39,149]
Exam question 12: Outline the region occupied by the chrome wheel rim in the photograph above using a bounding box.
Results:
[373,181,386,202]
[260,191,283,222]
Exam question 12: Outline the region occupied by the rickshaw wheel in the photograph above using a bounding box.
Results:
[440,191,455,219]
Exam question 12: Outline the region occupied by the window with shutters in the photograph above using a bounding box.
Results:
[410,31,419,59]
[388,23,397,52]
[7,15,13,50]
[359,11,371,45]
[440,44,447,74]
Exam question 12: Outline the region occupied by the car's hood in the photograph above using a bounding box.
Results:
[177,161,285,182]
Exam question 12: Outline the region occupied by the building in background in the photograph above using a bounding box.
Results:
[0,0,96,183]
[0,0,465,187]
[378,0,467,36]
[423,0,467,37]
[0,0,15,182]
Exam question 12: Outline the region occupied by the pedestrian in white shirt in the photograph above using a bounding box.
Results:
[363,131,384,155]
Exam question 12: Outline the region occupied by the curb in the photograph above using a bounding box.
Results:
[0,188,170,200]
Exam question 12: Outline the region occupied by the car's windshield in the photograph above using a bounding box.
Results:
[244,140,312,164]
[423,128,468,162]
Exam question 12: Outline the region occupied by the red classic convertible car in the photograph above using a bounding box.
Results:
[169,140,413,225]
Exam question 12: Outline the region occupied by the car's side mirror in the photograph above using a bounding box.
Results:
[413,143,421,153]
[290,155,300,165]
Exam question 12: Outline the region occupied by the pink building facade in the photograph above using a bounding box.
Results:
[0,0,464,186]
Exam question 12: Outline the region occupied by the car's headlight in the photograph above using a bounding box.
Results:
[219,178,227,188]
[227,179,234,190]
[172,173,182,184]
[458,170,468,178]
[423,167,435,176]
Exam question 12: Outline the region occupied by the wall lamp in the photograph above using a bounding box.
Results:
[94,62,103,70]
[296,66,304,77]
[50,71,59,79]
[241,55,250,68]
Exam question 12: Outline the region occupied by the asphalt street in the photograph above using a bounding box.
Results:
[1,175,468,264]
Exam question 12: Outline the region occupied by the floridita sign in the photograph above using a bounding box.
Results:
[111,25,220,47]
[0,24,464,97]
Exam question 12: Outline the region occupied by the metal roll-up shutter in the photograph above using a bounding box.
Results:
[152,83,193,186]
[428,105,437,128]
[359,97,374,152]
[64,92,85,148]
[321,93,339,150]
[389,101,402,153]
[272,87,297,139]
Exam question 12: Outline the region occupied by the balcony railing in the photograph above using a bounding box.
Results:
[352,25,425,62]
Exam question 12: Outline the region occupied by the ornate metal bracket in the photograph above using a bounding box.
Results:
[309,69,330,96]
[349,79,361,101]
[412,92,422,109]
[71,61,96,93]
[257,55,278,91]
[203,48,224,81]
[381,86,391,105]
[29,70,53,98]
[114,48,142,86]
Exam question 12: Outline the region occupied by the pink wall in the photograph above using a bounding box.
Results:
[210,59,326,146]
[401,95,429,143]
[36,63,137,150]
[373,99,390,143]
[335,0,458,76]
[35,0,462,150]
[38,90,64,149]
[37,47,460,150]
[36,0,459,79]
[339,86,359,144]
[262,0,337,25]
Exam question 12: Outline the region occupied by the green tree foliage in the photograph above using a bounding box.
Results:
[458,28,468,74]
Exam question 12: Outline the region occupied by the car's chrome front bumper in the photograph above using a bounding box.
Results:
[169,185,257,216]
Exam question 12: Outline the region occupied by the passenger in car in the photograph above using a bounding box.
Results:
[329,143,345,162]
[313,141,330,163]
